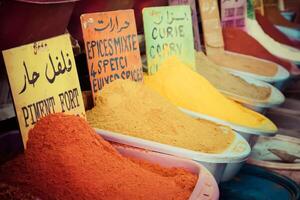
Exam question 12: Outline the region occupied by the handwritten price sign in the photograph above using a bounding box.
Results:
[81,9,143,103]
[143,5,195,75]
[221,0,247,29]
[168,0,202,51]
[2,34,85,146]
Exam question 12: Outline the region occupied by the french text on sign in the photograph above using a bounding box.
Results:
[81,9,143,103]
[2,34,86,146]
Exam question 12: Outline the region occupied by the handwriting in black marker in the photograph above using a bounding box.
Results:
[33,42,48,55]
[109,17,115,32]
[19,61,40,94]
[167,11,173,24]
[90,62,97,78]
[154,15,163,25]
[167,11,187,24]
[45,51,72,84]
[118,20,130,33]
[64,52,72,72]
[94,19,109,32]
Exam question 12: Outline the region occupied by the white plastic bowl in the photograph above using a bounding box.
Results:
[247,134,300,183]
[222,51,290,83]
[269,98,300,116]
[276,25,300,41]
[266,110,300,131]
[179,107,277,136]
[220,74,285,113]
[95,128,251,183]
[178,108,278,182]
[281,11,296,22]
[114,144,220,200]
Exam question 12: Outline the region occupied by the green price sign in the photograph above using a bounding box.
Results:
[143,5,195,75]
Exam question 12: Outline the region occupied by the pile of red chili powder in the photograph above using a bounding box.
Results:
[0,114,197,200]
[255,12,300,50]
[222,27,298,73]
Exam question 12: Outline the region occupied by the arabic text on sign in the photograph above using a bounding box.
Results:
[94,16,130,33]
[19,50,73,94]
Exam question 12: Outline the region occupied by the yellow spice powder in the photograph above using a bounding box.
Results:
[195,51,271,102]
[144,57,277,132]
[87,79,235,153]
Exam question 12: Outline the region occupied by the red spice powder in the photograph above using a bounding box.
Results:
[0,113,197,200]
[223,27,295,72]
[255,12,300,50]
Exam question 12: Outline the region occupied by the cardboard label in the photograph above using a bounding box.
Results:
[198,0,225,56]
[254,0,265,15]
[2,34,85,146]
[263,0,278,6]
[221,0,247,29]
[168,0,202,51]
[80,9,143,102]
[247,0,256,19]
[143,5,195,75]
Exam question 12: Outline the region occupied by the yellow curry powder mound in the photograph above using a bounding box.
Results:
[144,57,277,132]
[87,79,235,154]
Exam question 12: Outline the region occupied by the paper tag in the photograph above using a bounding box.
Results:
[263,0,278,6]
[80,10,143,102]
[254,0,265,15]
[2,34,86,146]
[168,0,202,51]
[221,0,247,29]
[198,0,224,55]
[247,0,255,19]
[143,5,195,75]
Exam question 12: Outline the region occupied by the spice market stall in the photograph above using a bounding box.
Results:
[0,0,300,199]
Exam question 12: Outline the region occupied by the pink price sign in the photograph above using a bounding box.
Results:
[220,0,247,29]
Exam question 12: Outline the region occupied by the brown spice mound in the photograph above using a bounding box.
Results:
[195,51,271,101]
[0,114,197,200]
[207,52,278,77]
[87,79,235,153]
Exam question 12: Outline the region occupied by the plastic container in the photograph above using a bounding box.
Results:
[281,11,296,21]
[113,144,219,200]
[179,107,277,182]
[95,128,251,183]
[0,131,219,199]
[277,128,300,139]
[276,25,300,41]
[247,134,300,184]
[266,110,300,132]
[220,164,300,200]
[269,98,300,116]
[179,107,277,136]
[222,51,290,83]
[220,74,285,113]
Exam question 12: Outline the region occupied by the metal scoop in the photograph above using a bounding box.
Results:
[268,148,300,163]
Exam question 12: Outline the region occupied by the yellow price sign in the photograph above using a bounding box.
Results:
[2,34,85,146]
